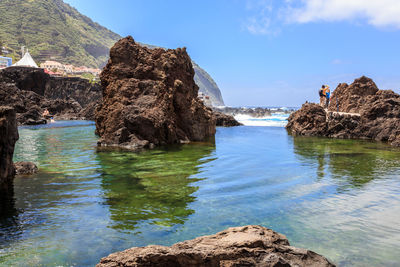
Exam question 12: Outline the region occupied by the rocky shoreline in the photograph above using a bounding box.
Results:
[0,66,102,125]
[287,76,400,147]
[97,225,334,267]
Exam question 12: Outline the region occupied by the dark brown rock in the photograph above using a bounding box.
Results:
[214,111,242,127]
[287,76,400,146]
[78,101,99,120]
[95,36,216,150]
[0,67,102,125]
[328,76,379,113]
[286,103,328,136]
[14,161,38,175]
[97,225,334,267]
[0,106,19,214]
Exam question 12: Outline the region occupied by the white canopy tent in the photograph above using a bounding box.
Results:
[13,51,38,68]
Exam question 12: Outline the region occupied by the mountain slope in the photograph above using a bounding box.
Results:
[0,0,120,68]
[193,62,224,106]
[0,0,224,106]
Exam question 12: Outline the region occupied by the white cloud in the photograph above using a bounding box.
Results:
[244,0,282,35]
[331,59,343,65]
[244,0,400,35]
[287,0,400,28]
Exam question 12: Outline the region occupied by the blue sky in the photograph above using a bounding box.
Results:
[65,0,400,107]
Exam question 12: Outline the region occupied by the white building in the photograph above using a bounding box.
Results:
[198,92,212,106]
[0,56,12,69]
[40,60,64,71]
[13,50,38,68]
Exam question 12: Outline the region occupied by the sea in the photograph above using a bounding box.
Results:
[227,106,295,127]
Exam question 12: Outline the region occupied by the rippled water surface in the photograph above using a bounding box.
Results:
[1,121,400,266]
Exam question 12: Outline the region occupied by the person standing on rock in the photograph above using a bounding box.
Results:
[319,85,326,107]
[43,109,49,117]
[324,85,331,109]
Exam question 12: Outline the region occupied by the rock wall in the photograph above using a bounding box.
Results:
[95,36,215,150]
[0,67,102,124]
[0,106,19,213]
[45,76,102,108]
[287,76,400,146]
[97,225,334,267]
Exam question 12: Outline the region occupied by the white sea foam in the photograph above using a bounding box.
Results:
[235,113,289,127]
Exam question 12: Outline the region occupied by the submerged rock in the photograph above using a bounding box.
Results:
[95,36,215,150]
[214,111,242,127]
[97,225,334,267]
[14,161,38,175]
[287,76,400,146]
[0,106,19,213]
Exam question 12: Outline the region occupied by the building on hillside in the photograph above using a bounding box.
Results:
[87,67,101,76]
[1,46,10,55]
[43,68,63,77]
[13,50,38,68]
[41,60,101,77]
[73,66,89,74]
[64,64,74,73]
[0,56,12,69]
[40,60,64,71]
[73,66,101,76]
[198,92,212,106]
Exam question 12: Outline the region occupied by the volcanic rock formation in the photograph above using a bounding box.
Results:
[214,111,242,127]
[95,36,216,150]
[287,76,400,146]
[0,67,102,124]
[97,225,334,267]
[0,106,19,214]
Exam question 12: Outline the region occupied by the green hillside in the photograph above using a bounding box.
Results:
[0,0,120,67]
[0,0,225,105]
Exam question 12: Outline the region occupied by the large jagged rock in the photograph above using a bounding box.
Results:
[0,106,19,214]
[95,36,216,150]
[0,67,102,124]
[97,225,334,267]
[328,76,379,113]
[287,76,400,146]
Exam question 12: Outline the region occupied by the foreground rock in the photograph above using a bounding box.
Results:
[95,36,215,150]
[97,225,334,267]
[0,67,102,124]
[287,76,400,146]
[14,161,38,175]
[0,106,19,214]
[214,111,242,127]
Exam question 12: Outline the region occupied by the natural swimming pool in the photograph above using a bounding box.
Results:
[1,121,400,266]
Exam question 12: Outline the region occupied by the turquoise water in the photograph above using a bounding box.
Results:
[1,121,400,266]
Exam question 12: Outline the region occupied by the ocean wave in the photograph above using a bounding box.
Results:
[235,113,289,127]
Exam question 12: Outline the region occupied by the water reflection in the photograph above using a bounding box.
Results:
[293,136,400,189]
[96,143,216,231]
